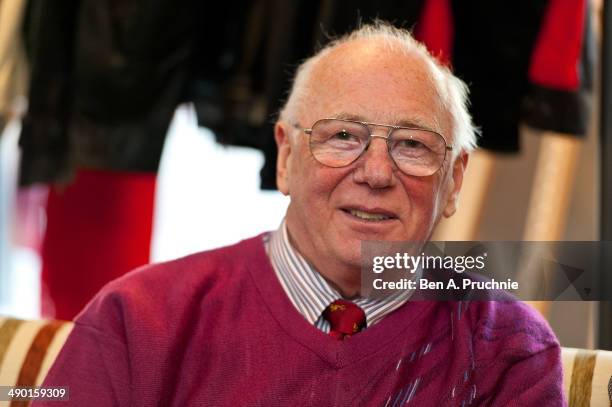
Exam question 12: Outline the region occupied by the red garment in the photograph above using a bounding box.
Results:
[414,0,454,66]
[529,0,587,90]
[41,169,156,319]
[36,235,564,406]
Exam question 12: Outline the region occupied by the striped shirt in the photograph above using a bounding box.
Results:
[266,221,413,333]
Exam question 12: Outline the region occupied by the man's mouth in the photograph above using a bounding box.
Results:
[342,208,395,221]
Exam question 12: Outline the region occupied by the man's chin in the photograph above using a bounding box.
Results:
[333,245,364,272]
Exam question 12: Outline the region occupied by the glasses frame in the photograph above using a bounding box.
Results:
[292,118,453,177]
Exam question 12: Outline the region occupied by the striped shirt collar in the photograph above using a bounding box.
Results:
[267,220,412,329]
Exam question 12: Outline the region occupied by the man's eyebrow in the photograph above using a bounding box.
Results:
[333,112,365,121]
[332,112,439,133]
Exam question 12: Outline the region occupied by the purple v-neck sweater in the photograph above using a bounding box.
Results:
[36,235,565,406]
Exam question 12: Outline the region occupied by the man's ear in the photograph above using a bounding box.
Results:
[443,152,469,218]
[275,121,292,195]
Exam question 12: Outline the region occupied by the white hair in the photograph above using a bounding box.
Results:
[279,22,478,155]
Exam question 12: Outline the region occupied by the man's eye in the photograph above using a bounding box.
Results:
[331,130,357,141]
[393,139,433,158]
[399,139,425,149]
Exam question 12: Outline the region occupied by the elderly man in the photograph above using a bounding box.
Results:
[36,23,564,406]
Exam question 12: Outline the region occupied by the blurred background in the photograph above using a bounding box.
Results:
[0,0,610,351]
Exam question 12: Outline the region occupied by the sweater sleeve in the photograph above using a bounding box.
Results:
[470,301,566,406]
[31,250,220,406]
[488,344,566,406]
[32,321,131,406]
[32,264,142,406]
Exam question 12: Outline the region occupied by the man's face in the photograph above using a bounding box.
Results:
[275,39,467,279]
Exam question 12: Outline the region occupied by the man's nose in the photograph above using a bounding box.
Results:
[352,136,396,188]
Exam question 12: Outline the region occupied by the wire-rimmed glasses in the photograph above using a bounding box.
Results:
[292,118,452,177]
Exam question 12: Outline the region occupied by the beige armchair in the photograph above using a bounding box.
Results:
[1,316,611,406]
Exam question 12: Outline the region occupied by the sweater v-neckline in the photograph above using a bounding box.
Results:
[244,234,434,369]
